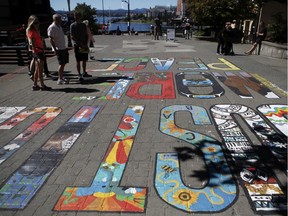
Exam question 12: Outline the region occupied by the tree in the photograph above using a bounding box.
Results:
[186,0,258,28]
[74,3,98,34]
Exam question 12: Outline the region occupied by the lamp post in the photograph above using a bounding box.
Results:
[102,0,105,25]
[67,0,72,47]
[122,0,130,33]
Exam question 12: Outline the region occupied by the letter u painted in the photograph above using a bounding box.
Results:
[157,105,237,212]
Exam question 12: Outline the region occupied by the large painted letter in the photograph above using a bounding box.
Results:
[151,57,174,71]
[54,105,147,212]
[177,58,208,71]
[0,106,100,209]
[207,58,240,70]
[0,107,61,164]
[210,104,287,213]
[117,57,149,71]
[0,107,26,124]
[212,72,279,98]
[157,105,237,212]
[126,72,175,99]
[175,71,224,98]
[87,58,123,72]
[257,105,288,136]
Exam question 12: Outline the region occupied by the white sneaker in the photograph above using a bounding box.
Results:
[57,79,69,85]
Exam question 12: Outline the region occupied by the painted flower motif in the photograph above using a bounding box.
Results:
[163,110,171,115]
[205,146,217,153]
[173,189,199,209]
[165,120,186,134]
[123,115,135,123]
[131,106,144,114]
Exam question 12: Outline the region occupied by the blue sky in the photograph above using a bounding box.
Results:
[50,0,177,11]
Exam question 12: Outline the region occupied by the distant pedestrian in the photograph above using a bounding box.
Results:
[154,16,161,40]
[47,13,69,85]
[184,21,191,39]
[245,21,267,55]
[116,26,122,35]
[216,24,226,55]
[70,12,92,81]
[222,22,234,55]
[26,15,51,91]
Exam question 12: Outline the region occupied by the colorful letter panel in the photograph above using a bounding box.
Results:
[117,57,149,71]
[54,105,147,212]
[257,105,288,136]
[212,72,279,98]
[157,105,237,212]
[0,107,26,124]
[175,72,224,98]
[207,58,240,70]
[210,104,287,212]
[0,107,61,164]
[126,72,175,99]
[88,58,123,72]
[0,106,100,209]
[151,57,174,71]
[177,58,208,70]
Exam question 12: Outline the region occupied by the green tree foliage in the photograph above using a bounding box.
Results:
[268,13,287,43]
[74,3,98,34]
[186,0,259,27]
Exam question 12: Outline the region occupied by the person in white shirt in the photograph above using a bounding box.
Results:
[47,14,69,85]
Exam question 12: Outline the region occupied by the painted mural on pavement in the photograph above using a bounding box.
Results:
[72,73,133,100]
[177,57,208,70]
[175,71,224,98]
[54,105,146,212]
[0,107,26,124]
[257,105,288,136]
[210,105,287,212]
[212,72,279,98]
[151,57,174,71]
[126,72,175,99]
[157,105,237,212]
[0,106,100,209]
[0,107,61,164]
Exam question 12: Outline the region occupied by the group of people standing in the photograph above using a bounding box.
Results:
[216,21,235,55]
[26,12,93,91]
[217,20,267,56]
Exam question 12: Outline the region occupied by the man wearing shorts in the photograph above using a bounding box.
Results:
[47,13,69,84]
[70,12,92,81]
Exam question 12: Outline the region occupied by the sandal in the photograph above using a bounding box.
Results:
[32,85,40,91]
[40,85,52,91]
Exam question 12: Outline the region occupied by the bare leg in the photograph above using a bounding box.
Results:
[33,61,39,86]
[76,61,81,76]
[82,61,86,74]
[245,43,257,54]
[37,60,45,87]
[58,64,65,80]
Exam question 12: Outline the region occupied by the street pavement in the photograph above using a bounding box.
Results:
[0,34,287,216]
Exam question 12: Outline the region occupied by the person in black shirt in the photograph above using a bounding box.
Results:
[245,21,267,55]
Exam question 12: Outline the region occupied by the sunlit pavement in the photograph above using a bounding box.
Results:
[0,34,287,216]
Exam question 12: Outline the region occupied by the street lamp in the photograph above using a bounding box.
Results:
[122,0,130,33]
[102,0,105,25]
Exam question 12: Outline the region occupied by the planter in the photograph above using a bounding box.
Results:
[260,41,287,59]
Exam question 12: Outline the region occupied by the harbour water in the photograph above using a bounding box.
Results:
[96,17,151,33]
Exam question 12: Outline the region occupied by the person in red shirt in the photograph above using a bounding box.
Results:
[26,15,51,91]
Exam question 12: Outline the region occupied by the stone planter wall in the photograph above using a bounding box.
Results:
[260,41,287,59]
